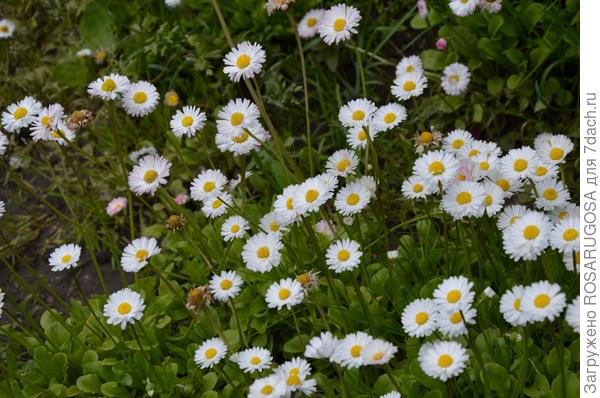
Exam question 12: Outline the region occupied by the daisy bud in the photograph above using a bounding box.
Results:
[436,38,447,50]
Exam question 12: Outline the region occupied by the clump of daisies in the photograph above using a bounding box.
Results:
[215,98,270,156]
[87,73,159,117]
[392,55,428,101]
[500,280,567,326]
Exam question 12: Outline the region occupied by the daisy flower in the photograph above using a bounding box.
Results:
[550,217,579,253]
[499,147,539,181]
[380,393,401,398]
[318,4,362,45]
[362,339,398,365]
[563,250,580,273]
[552,202,580,222]
[242,232,283,272]
[401,298,438,337]
[276,357,317,395]
[217,98,260,135]
[0,19,15,39]
[265,278,304,310]
[479,0,503,13]
[535,134,573,164]
[215,123,269,156]
[334,181,373,216]
[433,276,475,310]
[496,204,527,230]
[128,154,171,196]
[49,243,81,272]
[414,129,443,154]
[396,55,424,76]
[392,72,428,101]
[48,121,76,146]
[201,193,233,219]
[294,175,335,215]
[87,74,130,101]
[437,305,476,337]
[190,169,228,201]
[414,150,459,186]
[530,162,559,182]
[2,96,42,133]
[449,0,478,16]
[443,129,474,153]
[165,0,181,7]
[249,375,286,398]
[325,149,359,178]
[170,105,206,137]
[209,270,243,302]
[266,0,294,15]
[330,332,373,369]
[30,104,64,141]
[488,170,524,198]
[479,181,504,216]
[503,211,552,261]
[129,146,157,162]
[565,296,580,333]
[230,347,273,373]
[441,63,471,95]
[223,41,266,83]
[221,215,249,241]
[304,331,339,359]
[401,175,434,199]
[298,9,325,39]
[121,237,160,273]
[346,125,374,149]
[534,132,555,150]
[194,337,228,369]
[314,219,336,240]
[521,281,567,322]
[103,288,145,329]
[338,98,376,128]
[533,178,570,211]
[499,285,528,326]
[326,238,362,273]
[273,185,300,224]
[260,211,289,235]
[418,340,468,381]
[106,197,127,216]
[122,81,160,117]
[164,90,179,107]
[370,103,407,133]
[0,133,9,155]
[441,181,486,220]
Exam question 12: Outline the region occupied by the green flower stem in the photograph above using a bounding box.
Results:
[461,310,492,398]
[351,40,368,98]
[131,322,165,391]
[365,212,443,250]
[351,270,373,332]
[511,326,529,398]
[384,364,402,393]
[549,322,567,398]
[291,307,304,346]
[228,298,248,347]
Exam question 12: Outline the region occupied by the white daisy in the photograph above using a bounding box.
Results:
[318,4,362,45]
[294,175,335,215]
[276,357,317,395]
[395,55,424,76]
[380,393,401,398]
[121,237,160,273]
[503,211,552,261]
[418,340,468,381]
[216,98,261,137]
[563,250,580,273]
[449,0,478,16]
[242,232,283,273]
[401,175,434,199]
[496,204,528,230]
[392,72,428,101]
[536,134,573,164]
[190,169,228,201]
[128,154,171,196]
[530,162,559,182]
[298,9,325,39]
[2,96,42,133]
[334,180,373,216]
[221,215,249,241]
[549,217,579,254]
[441,181,486,220]
[551,202,580,222]
[488,170,524,198]
[106,197,127,216]
[362,339,398,365]
[249,375,287,398]
[48,243,81,272]
[401,298,438,337]
[441,62,471,95]
[479,0,502,13]
[122,81,160,117]
[338,98,376,128]
[223,41,266,83]
[326,238,362,273]
[499,147,539,181]
[437,305,476,337]
[0,133,8,155]
[304,331,340,359]
[443,129,474,153]
[48,121,76,146]
[129,146,157,162]
[565,296,580,333]
[265,278,304,310]
[215,123,269,156]
[0,19,15,39]
[499,285,528,326]
[481,181,505,216]
[370,103,407,133]
[330,332,373,369]
[230,347,273,373]
[169,105,206,137]
[165,0,181,7]
[30,104,64,141]
[194,337,228,369]
[273,185,301,224]
[414,150,459,185]
[433,276,475,310]
[209,270,243,302]
[87,74,130,101]
[201,192,233,219]
[521,281,567,322]
[103,288,145,329]
[533,178,570,211]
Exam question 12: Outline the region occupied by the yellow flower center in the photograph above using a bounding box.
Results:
[456,192,472,205]
[350,345,362,357]
[261,385,274,394]
[50,130,62,139]
[357,129,367,141]
[420,131,433,144]
[13,107,28,120]
[337,159,351,171]
[269,221,280,232]
[438,354,453,368]
[181,115,194,127]
[232,131,248,143]
[452,139,464,149]
[469,149,479,158]
[513,298,521,311]
[290,368,300,375]
[117,302,132,315]
[236,54,251,69]
[563,228,578,241]
[287,375,301,386]
[403,81,416,91]
[550,147,564,161]
[220,279,233,290]
[485,195,493,206]
[523,225,540,240]
[211,199,223,209]
[307,18,317,27]
[543,188,557,201]
[513,159,528,172]
[413,183,424,193]
[41,115,51,127]
[450,311,462,324]
[143,170,158,183]
[497,179,510,191]
[230,112,244,126]
[61,255,72,263]
[333,18,346,32]
[231,224,240,233]
[278,288,291,300]
[257,246,270,259]
[372,352,385,361]
[133,91,148,104]
[205,348,217,359]
[428,161,445,176]
[286,198,294,210]
[384,113,396,124]
[305,189,319,203]
[415,312,429,325]
[457,174,466,181]
[406,65,414,73]
[534,294,550,308]
[510,216,521,225]
[165,93,179,107]
[480,161,490,170]
[352,110,365,121]
[101,79,117,92]
[559,211,568,219]
[447,289,461,303]
[297,273,310,285]
[135,249,149,262]
[346,193,360,205]
[203,181,216,192]
[250,356,261,365]
[337,249,350,261]
[0,25,8,33]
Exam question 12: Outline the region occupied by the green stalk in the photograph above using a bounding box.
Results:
[228,298,248,347]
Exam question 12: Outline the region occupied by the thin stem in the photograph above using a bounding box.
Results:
[229,299,248,347]
[131,323,164,390]
[351,270,373,331]
[291,308,304,346]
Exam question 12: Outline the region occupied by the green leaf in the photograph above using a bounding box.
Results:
[524,373,550,398]
[544,347,570,378]
[80,2,116,51]
[484,363,510,395]
[100,382,129,398]
[487,76,504,96]
[421,50,448,71]
[76,374,102,393]
[283,335,310,353]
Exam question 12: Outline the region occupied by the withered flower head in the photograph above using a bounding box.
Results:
[186,285,213,312]
[66,110,93,131]
[166,214,187,231]
[296,270,320,292]
[94,48,108,65]
[414,127,443,154]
